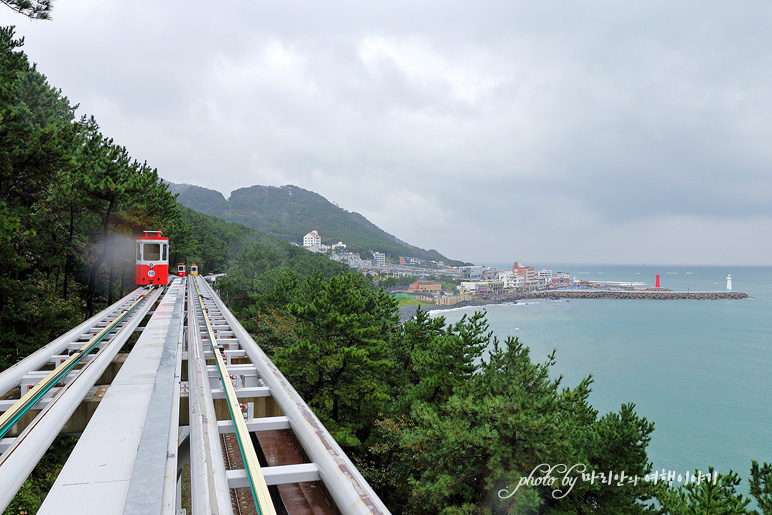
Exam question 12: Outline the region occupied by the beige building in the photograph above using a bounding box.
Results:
[409,280,442,293]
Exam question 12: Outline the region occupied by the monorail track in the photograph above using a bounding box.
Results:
[0,275,390,514]
[189,276,275,514]
[0,287,157,440]
[0,285,162,508]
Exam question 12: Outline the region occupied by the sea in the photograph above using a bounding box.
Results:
[430,264,772,490]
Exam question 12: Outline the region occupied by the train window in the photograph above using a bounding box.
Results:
[136,244,141,260]
[144,243,161,261]
[162,244,167,261]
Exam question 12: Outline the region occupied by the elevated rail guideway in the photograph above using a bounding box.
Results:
[0,276,390,514]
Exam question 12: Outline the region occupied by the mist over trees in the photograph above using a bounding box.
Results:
[1,26,178,364]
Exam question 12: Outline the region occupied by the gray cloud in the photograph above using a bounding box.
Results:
[12,0,772,265]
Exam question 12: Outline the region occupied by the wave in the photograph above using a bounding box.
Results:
[426,299,565,317]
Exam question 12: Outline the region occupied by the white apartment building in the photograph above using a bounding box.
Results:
[372,252,386,267]
[459,281,488,295]
[303,230,322,247]
[537,269,554,284]
[497,271,525,289]
[458,281,505,295]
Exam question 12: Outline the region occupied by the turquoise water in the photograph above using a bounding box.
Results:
[433,265,772,484]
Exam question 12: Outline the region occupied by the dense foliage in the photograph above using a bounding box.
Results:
[2,436,76,514]
[169,206,347,277]
[0,26,180,368]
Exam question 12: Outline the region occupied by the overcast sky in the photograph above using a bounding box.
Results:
[7,1,772,266]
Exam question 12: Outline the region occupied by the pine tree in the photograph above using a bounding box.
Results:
[1,1,53,20]
[274,272,398,450]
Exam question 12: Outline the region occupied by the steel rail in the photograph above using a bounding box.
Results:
[0,287,156,440]
[187,279,234,515]
[197,279,391,514]
[192,277,276,515]
[0,288,143,396]
[0,285,163,511]
[222,433,244,515]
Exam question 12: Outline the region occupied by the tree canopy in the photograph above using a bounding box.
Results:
[1,0,53,20]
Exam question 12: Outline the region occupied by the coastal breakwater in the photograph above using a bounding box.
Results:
[427,289,749,309]
[523,290,749,300]
[399,289,749,321]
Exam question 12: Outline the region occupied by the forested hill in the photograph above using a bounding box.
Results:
[168,182,464,264]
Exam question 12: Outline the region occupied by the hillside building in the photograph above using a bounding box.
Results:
[331,252,364,268]
[303,230,321,247]
[302,230,329,253]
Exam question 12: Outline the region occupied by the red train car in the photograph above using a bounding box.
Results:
[136,230,169,285]
[177,263,186,277]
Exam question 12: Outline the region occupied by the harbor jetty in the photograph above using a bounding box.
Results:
[400,289,750,321]
[416,289,749,307]
[524,290,749,301]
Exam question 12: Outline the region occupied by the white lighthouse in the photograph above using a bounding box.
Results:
[726,274,733,292]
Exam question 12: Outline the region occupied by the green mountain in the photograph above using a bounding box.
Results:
[167,183,464,264]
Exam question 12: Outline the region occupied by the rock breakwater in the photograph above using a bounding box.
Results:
[398,289,749,321]
[525,290,749,300]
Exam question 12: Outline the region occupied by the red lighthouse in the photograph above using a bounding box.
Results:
[655,273,660,289]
